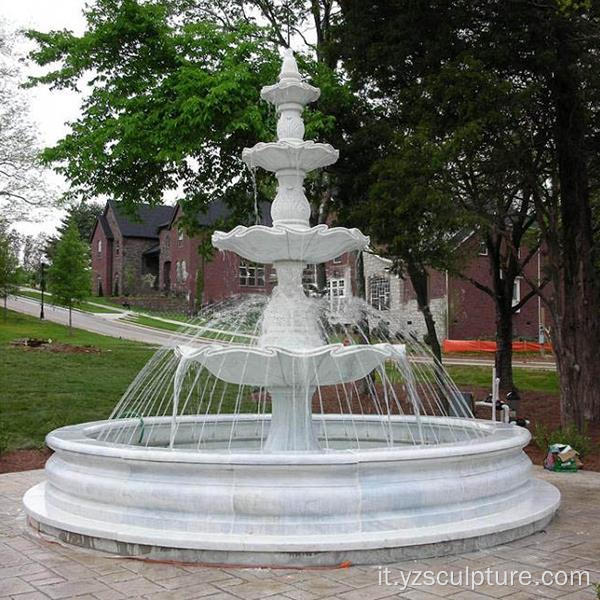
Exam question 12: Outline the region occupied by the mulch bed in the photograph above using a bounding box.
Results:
[0,448,53,474]
[10,338,101,354]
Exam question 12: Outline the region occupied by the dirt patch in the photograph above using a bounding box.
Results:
[10,338,101,354]
[0,448,52,474]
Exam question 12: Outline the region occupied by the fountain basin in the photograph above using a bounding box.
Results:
[242,140,338,173]
[24,415,560,566]
[212,224,369,264]
[175,342,405,387]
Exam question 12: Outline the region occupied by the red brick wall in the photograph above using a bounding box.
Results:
[448,236,542,340]
[90,226,111,296]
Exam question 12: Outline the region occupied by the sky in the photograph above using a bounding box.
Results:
[2,0,87,236]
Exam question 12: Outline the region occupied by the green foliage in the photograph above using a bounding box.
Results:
[0,221,20,310]
[532,423,593,458]
[47,223,91,308]
[26,0,366,237]
[45,201,103,260]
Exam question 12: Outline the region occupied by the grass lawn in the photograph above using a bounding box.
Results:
[17,290,122,314]
[445,365,559,395]
[0,310,153,451]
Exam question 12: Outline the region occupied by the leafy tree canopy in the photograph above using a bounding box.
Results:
[26,0,360,233]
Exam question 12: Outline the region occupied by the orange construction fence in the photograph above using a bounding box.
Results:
[443,339,553,353]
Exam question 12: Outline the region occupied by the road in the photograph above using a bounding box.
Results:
[7,295,556,371]
[6,295,175,346]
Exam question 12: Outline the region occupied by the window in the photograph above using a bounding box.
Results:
[369,275,390,310]
[115,240,120,256]
[333,255,343,264]
[97,240,102,255]
[239,261,265,287]
[175,261,182,284]
[512,278,521,309]
[181,260,187,281]
[165,235,170,249]
[177,229,184,247]
[328,278,346,298]
[478,240,488,255]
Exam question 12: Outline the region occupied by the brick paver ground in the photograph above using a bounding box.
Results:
[1,468,599,600]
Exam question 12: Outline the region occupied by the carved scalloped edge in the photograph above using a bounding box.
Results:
[212,224,369,263]
[242,140,339,172]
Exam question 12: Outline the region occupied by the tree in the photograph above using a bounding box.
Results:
[47,224,91,333]
[21,233,50,283]
[0,21,57,222]
[45,202,103,261]
[0,220,19,320]
[340,0,600,425]
[26,1,370,292]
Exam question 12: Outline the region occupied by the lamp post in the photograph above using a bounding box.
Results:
[40,262,46,320]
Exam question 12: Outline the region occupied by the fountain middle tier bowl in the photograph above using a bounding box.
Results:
[242,140,338,173]
[175,342,405,387]
[23,415,560,567]
[212,223,369,264]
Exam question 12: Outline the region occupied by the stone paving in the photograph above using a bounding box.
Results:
[1,468,599,600]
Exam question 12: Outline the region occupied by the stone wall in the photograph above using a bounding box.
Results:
[112,295,190,314]
[362,252,447,342]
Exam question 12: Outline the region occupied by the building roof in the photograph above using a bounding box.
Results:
[98,215,114,240]
[108,200,176,239]
[168,200,272,229]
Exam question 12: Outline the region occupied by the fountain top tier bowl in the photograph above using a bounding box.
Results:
[23,48,560,567]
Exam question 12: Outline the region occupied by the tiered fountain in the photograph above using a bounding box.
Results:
[23,51,560,567]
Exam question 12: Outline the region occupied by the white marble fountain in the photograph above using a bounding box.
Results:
[23,50,560,567]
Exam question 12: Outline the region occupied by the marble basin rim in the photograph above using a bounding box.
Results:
[43,414,526,463]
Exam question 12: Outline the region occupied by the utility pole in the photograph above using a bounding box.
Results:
[40,262,46,320]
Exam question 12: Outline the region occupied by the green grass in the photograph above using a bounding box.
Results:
[378,361,559,395]
[0,310,153,451]
[445,365,559,394]
[17,290,121,314]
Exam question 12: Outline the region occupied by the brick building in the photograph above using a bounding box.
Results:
[362,233,547,342]
[91,201,546,340]
[90,201,175,297]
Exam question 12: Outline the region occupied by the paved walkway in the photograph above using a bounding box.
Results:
[1,468,598,600]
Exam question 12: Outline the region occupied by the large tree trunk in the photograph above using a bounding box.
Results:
[494,301,515,393]
[406,260,448,415]
[406,261,442,363]
[550,20,600,427]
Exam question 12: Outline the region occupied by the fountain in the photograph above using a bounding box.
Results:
[23,50,560,567]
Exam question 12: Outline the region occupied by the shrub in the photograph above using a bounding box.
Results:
[532,423,593,458]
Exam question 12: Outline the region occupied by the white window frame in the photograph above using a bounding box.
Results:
[512,278,521,311]
[239,261,265,287]
[97,240,102,255]
[328,278,346,298]
[369,275,390,311]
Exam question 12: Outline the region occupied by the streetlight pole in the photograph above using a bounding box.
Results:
[40,262,46,320]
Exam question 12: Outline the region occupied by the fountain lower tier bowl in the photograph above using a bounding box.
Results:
[242,140,338,173]
[23,415,560,567]
[212,224,369,264]
[175,342,404,387]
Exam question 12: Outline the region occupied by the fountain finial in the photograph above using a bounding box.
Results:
[279,48,301,81]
